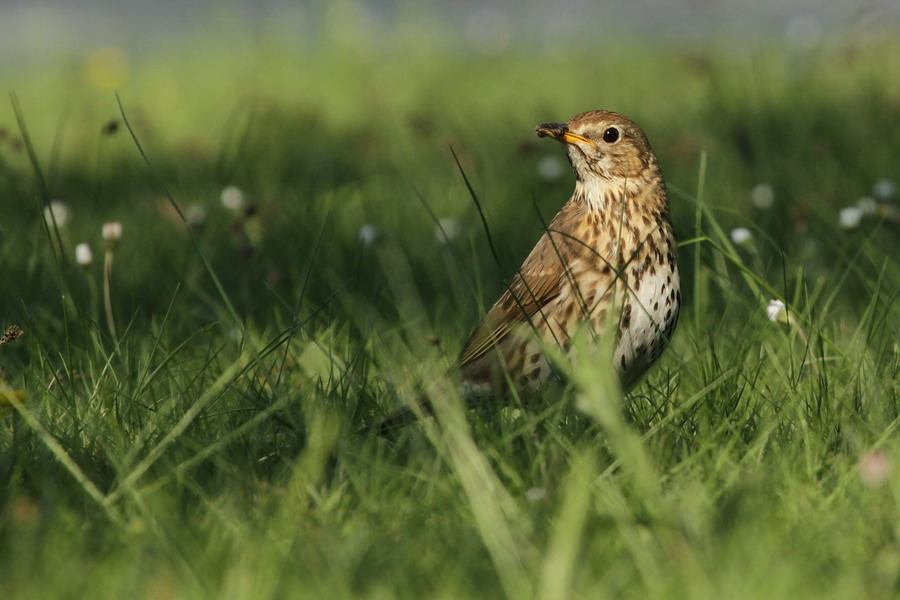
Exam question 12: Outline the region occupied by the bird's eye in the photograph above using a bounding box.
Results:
[603,127,620,143]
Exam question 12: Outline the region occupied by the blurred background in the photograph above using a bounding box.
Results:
[0,0,898,333]
[2,0,898,60]
[3,6,900,598]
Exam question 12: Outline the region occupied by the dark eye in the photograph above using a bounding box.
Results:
[603,127,620,143]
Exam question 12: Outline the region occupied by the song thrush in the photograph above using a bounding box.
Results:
[375,110,679,431]
[459,110,680,393]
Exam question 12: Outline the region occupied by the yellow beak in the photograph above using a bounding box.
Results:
[535,123,595,146]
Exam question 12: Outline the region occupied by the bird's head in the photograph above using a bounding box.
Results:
[535,111,657,184]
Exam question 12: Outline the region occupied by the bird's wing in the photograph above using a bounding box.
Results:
[457,227,576,367]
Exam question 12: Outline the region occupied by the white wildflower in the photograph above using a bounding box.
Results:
[872,178,896,202]
[220,186,244,212]
[75,243,93,266]
[750,183,774,209]
[525,487,547,502]
[435,217,462,243]
[730,227,753,246]
[767,299,788,324]
[43,200,71,228]
[839,206,863,229]
[102,221,122,242]
[358,224,379,247]
[185,204,207,227]
[537,155,564,181]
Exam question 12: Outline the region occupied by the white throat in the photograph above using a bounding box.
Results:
[575,176,641,213]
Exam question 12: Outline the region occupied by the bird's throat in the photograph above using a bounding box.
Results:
[573,177,643,215]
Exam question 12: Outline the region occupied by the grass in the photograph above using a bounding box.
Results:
[2,21,900,599]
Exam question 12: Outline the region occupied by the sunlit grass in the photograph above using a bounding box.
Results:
[1,24,899,599]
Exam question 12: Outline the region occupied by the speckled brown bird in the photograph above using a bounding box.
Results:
[458,110,680,393]
[374,110,679,432]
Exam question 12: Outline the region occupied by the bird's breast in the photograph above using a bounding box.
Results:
[612,229,680,388]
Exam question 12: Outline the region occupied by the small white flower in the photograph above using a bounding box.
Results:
[358,224,379,247]
[75,243,93,266]
[525,487,547,502]
[730,227,753,246]
[767,299,788,324]
[185,204,207,227]
[750,183,774,209]
[43,200,71,228]
[856,196,877,216]
[537,155,564,181]
[435,217,462,243]
[858,450,891,487]
[102,221,123,242]
[872,178,896,202]
[838,206,863,229]
[220,186,244,212]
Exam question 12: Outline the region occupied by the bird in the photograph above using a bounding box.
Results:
[376,110,680,431]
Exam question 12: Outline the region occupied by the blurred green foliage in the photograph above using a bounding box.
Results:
[1,22,900,599]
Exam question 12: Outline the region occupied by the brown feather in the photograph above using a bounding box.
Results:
[457,201,587,367]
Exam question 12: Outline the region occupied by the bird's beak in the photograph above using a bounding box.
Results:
[535,122,595,146]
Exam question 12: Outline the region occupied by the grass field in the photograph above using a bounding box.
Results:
[2,18,900,599]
